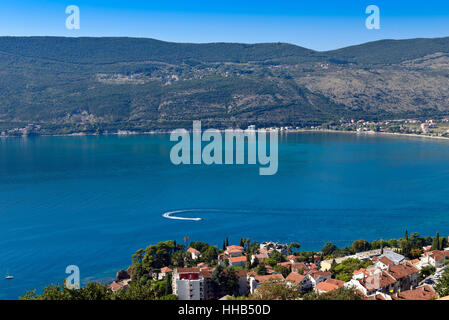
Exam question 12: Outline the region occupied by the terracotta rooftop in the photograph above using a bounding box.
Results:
[109,282,122,291]
[388,263,419,280]
[254,274,285,283]
[226,245,244,251]
[229,256,247,263]
[316,279,344,293]
[176,267,200,273]
[393,285,438,300]
[187,247,201,254]
[379,256,394,266]
[286,272,305,284]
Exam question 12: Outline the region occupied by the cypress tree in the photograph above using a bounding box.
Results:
[436,232,440,250]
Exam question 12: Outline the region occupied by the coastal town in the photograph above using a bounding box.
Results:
[3,118,449,139]
[103,232,449,301]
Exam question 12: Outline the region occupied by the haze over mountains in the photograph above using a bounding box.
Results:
[1,36,449,134]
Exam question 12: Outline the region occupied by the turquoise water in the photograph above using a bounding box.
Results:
[1,132,449,299]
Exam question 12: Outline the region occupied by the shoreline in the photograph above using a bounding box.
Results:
[1,128,449,141]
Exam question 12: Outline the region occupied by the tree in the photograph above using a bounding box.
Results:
[303,287,362,300]
[203,246,219,264]
[332,258,372,282]
[435,268,449,298]
[321,242,338,257]
[419,265,436,281]
[410,248,422,259]
[273,265,290,278]
[249,281,302,300]
[432,232,440,250]
[288,242,301,255]
[20,282,114,300]
[256,264,267,275]
[211,265,239,297]
[352,239,370,253]
[225,237,229,248]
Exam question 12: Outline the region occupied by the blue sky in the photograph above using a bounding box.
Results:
[1,0,449,50]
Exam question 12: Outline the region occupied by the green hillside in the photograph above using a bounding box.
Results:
[1,36,449,135]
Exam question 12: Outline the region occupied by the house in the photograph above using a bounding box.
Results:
[306,270,332,288]
[249,274,285,294]
[392,285,438,300]
[229,255,247,267]
[291,262,313,274]
[355,249,382,261]
[285,272,312,290]
[375,256,395,270]
[378,251,405,265]
[251,248,269,264]
[320,256,356,271]
[315,278,345,294]
[109,281,128,293]
[225,245,244,257]
[421,250,449,268]
[387,263,419,291]
[235,270,249,296]
[346,261,419,297]
[346,269,397,296]
[158,266,173,280]
[172,268,205,300]
[353,268,371,280]
[187,247,201,260]
[259,242,288,256]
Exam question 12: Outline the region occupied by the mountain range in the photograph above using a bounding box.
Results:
[1,36,449,134]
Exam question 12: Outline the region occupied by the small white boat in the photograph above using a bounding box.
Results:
[5,275,14,280]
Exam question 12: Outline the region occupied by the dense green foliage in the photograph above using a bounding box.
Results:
[435,269,449,298]
[331,258,372,282]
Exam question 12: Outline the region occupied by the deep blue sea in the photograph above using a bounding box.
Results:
[1,132,449,299]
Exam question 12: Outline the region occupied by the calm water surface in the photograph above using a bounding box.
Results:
[1,132,449,299]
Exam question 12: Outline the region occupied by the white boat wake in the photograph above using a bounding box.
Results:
[162,209,204,221]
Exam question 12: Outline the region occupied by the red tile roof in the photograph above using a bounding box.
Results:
[187,247,200,254]
[229,256,247,263]
[277,261,292,267]
[286,272,305,284]
[226,245,244,251]
[160,267,172,273]
[316,282,339,293]
[254,274,285,283]
[393,285,438,300]
[109,282,122,291]
[388,263,418,280]
[379,256,394,266]
[176,267,200,273]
